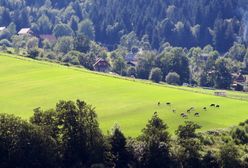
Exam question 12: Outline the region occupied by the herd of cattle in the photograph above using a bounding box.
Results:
[157,102,221,119]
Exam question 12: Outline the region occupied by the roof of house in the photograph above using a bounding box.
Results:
[39,34,57,42]
[232,73,247,83]
[127,61,137,66]
[125,53,137,62]
[93,58,110,67]
[18,28,32,35]
[0,27,6,31]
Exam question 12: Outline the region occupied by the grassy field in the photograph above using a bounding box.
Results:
[1,53,248,136]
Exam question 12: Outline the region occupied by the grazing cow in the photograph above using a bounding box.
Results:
[181,113,188,118]
[194,113,200,117]
[210,104,215,107]
[172,109,176,113]
[158,102,161,106]
[154,112,158,115]
[203,107,207,110]
[216,105,220,108]
[166,102,171,106]
[187,109,191,113]
[190,107,195,110]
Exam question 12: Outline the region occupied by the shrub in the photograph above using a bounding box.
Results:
[0,39,12,47]
[149,67,162,83]
[165,72,180,85]
[46,52,57,60]
[27,48,40,59]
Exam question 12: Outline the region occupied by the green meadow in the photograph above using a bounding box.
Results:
[1,53,248,136]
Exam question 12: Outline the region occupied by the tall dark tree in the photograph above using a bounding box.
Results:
[139,113,171,168]
[214,58,232,89]
[109,126,132,168]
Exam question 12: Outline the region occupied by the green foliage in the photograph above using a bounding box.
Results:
[62,50,80,65]
[0,29,11,40]
[139,113,171,168]
[136,51,154,79]
[78,19,95,40]
[109,125,132,168]
[27,48,40,59]
[157,47,190,83]
[149,67,162,83]
[202,151,220,168]
[112,56,126,75]
[214,58,232,89]
[165,72,180,85]
[176,121,201,139]
[0,114,58,168]
[73,34,91,53]
[26,37,39,50]
[54,36,74,54]
[31,100,106,167]
[175,121,202,168]
[53,24,74,37]
[220,143,241,168]
[0,39,11,47]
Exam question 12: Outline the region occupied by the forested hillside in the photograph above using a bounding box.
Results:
[0,0,247,52]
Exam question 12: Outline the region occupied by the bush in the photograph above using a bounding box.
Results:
[0,29,12,40]
[127,66,136,77]
[54,36,74,54]
[45,52,57,60]
[27,48,40,59]
[0,39,12,47]
[149,67,162,83]
[62,50,80,65]
[165,72,180,85]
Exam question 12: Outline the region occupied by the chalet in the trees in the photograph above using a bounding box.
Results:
[93,58,110,72]
[125,52,137,66]
[18,28,33,36]
[232,73,247,91]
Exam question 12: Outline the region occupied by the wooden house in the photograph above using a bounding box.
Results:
[93,58,110,72]
[231,73,247,91]
[18,28,33,35]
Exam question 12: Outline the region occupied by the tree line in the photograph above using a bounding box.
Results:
[0,100,248,168]
[0,0,247,52]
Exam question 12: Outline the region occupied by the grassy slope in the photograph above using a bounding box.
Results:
[1,53,248,136]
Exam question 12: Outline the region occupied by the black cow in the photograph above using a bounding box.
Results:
[203,107,207,110]
[210,104,215,107]
[181,113,188,118]
[216,105,220,108]
[194,113,200,117]
[166,102,171,106]
[158,102,161,106]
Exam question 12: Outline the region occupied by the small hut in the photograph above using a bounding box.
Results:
[93,58,110,72]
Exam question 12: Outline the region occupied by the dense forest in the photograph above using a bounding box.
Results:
[1,99,248,168]
[0,0,248,52]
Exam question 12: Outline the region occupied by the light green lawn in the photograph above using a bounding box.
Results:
[1,53,248,136]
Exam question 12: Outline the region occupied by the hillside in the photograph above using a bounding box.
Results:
[1,53,248,136]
